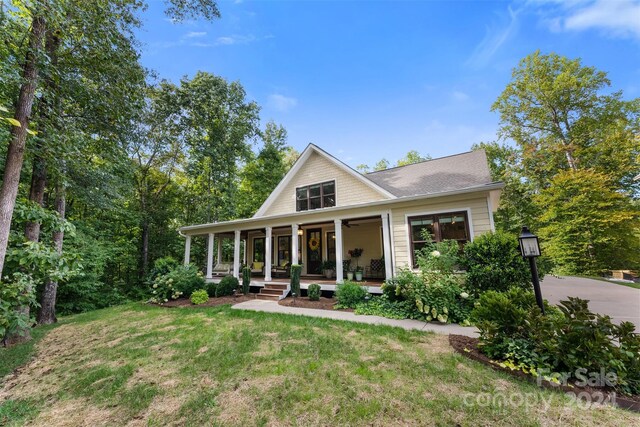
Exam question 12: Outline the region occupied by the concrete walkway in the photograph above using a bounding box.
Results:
[541,276,640,329]
[231,299,479,337]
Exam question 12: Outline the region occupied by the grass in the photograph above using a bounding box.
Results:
[577,275,640,290]
[0,323,58,379]
[1,303,638,426]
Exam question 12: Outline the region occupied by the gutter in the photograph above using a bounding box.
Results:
[180,181,504,234]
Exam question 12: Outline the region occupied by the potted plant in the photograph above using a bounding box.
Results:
[348,248,364,280]
[355,266,364,281]
[347,269,354,281]
[320,260,336,279]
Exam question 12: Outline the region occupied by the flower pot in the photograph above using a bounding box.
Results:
[324,269,334,279]
[347,271,354,281]
[355,271,363,281]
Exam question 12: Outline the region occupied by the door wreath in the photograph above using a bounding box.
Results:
[308,236,320,251]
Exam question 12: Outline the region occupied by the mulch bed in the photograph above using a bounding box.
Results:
[158,294,257,308]
[278,296,353,312]
[449,334,640,412]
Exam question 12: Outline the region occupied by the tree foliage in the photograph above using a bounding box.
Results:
[488,51,640,274]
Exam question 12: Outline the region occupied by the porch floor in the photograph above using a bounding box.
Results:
[207,275,384,293]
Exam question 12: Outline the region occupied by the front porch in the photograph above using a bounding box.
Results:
[206,275,384,294]
[183,212,394,286]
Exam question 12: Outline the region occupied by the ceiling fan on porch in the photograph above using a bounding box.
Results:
[343,220,360,228]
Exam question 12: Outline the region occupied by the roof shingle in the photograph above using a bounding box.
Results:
[364,150,495,197]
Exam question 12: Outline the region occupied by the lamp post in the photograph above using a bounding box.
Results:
[519,226,544,314]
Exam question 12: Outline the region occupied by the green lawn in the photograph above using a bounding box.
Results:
[575,275,640,289]
[1,303,637,426]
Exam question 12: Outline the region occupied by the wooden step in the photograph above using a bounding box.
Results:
[256,294,280,301]
[260,289,284,296]
[264,283,288,290]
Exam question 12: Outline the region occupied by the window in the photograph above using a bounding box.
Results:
[296,181,335,211]
[408,211,470,267]
[253,237,265,262]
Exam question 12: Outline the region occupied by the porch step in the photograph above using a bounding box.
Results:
[256,294,280,301]
[260,289,284,296]
[263,283,288,290]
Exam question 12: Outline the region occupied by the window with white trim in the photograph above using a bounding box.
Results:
[408,211,470,267]
[296,181,335,211]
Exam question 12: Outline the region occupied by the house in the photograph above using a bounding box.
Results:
[179,144,502,297]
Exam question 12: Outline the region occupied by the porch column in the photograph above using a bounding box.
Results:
[217,237,222,264]
[206,233,215,278]
[233,230,241,278]
[184,235,191,266]
[265,227,272,281]
[291,224,299,265]
[334,219,344,283]
[381,213,393,281]
[243,239,247,265]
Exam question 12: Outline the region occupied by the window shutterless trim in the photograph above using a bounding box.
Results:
[406,210,470,268]
[296,180,336,212]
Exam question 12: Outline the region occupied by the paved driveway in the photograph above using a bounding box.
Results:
[541,276,640,329]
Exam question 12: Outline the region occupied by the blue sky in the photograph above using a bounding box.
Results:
[137,0,640,168]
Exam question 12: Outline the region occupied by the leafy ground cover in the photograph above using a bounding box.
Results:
[1,303,638,426]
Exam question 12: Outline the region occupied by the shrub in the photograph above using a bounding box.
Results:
[149,266,197,304]
[415,239,462,277]
[354,294,419,320]
[150,264,205,302]
[290,264,302,296]
[471,287,541,358]
[335,281,368,309]
[206,281,217,297]
[242,266,251,295]
[412,275,474,324]
[462,231,536,295]
[385,268,423,301]
[146,256,179,284]
[216,275,239,297]
[190,289,209,305]
[308,283,321,301]
[0,273,38,343]
[390,268,473,324]
[472,290,640,396]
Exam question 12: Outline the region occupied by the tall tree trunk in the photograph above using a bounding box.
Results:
[140,219,149,279]
[24,155,47,241]
[25,28,60,243]
[0,16,46,346]
[37,182,65,325]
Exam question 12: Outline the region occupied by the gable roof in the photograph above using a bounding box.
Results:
[365,150,494,197]
[253,144,396,218]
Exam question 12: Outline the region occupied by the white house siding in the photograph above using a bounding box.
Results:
[261,151,389,217]
[390,194,493,270]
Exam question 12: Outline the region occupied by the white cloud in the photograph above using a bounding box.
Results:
[214,34,257,45]
[185,31,207,38]
[466,5,521,68]
[268,94,298,112]
[452,91,470,102]
[532,0,640,39]
[562,0,640,39]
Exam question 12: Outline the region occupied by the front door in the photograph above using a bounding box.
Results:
[306,228,322,274]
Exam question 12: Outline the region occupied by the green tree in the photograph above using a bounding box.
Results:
[535,170,640,275]
[238,121,291,217]
[178,72,260,224]
[472,142,537,234]
[492,51,639,194]
[396,150,431,166]
[373,158,389,171]
[491,51,640,273]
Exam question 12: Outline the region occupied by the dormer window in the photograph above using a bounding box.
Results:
[296,180,335,211]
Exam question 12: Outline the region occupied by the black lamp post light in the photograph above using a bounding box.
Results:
[519,226,545,315]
